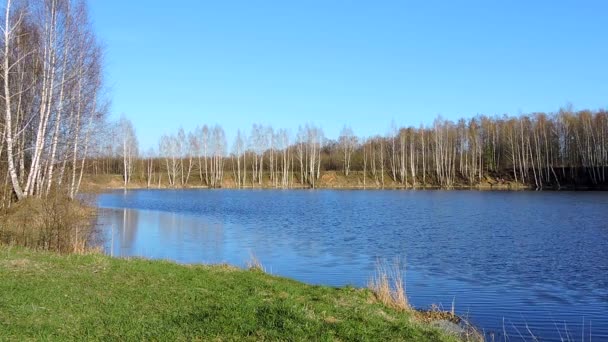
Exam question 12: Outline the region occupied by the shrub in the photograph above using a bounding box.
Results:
[0,194,98,254]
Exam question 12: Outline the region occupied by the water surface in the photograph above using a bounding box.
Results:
[96,190,608,341]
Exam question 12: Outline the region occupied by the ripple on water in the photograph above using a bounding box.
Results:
[97,190,608,341]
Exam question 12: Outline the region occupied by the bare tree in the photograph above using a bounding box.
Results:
[338,125,357,176]
[1,0,25,199]
[145,147,155,188]
[119,115,137,188]
[232,129,245,188]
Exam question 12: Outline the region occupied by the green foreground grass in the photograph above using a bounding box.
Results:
[0,247,459,341]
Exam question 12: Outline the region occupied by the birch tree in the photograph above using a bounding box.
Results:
[119,115,137,188]
[338,125,357,176]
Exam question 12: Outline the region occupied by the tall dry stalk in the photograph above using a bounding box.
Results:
[246,251,264,271]
[368,257,410,311]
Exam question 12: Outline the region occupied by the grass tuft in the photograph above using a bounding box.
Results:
[246,251,265,272]
[368,257,410,311]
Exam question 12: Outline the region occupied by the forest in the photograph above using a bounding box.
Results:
[97,109,607,192]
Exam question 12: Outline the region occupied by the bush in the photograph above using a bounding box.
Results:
[0,194,98,254]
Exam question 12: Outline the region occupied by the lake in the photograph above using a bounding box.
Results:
[96,189,608,341]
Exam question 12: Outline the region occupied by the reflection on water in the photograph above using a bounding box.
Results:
[97,189,608,341]
[101,209,227,262]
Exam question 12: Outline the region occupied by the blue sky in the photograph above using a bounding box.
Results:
[89,0,608,149]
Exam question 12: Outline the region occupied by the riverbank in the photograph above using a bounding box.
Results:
[81,172,542,192]
[0,246,471,341]
[84,172,608,192]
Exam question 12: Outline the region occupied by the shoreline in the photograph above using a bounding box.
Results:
[81,173,608,193]
[87,183,608,193]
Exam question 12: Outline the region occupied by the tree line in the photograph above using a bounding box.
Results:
[0,0,106,206]
[101,108,607,190]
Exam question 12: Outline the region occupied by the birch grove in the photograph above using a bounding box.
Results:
[0,0,106,204]
[104,109,608,190]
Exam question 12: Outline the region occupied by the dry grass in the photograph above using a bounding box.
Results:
[416,304,461,324]
[415,303,484,341]
[368,257,410,311]
[0,194,98,254]
[246,251,265,271]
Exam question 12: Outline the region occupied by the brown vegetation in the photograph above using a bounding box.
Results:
[0,194,97,254]
[368,258,410,311]
[367,258,483,341]
[246,251,265,271]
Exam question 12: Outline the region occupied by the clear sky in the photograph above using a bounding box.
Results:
[89,0,608,149]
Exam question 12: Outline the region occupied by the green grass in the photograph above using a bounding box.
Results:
[0,246,460,341]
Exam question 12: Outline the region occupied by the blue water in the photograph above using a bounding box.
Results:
[96,189,608,341]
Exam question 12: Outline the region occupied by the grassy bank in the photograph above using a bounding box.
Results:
[0,247,464,341]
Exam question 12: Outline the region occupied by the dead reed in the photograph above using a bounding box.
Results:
[368,257,410,311]
[246,251,265,271]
